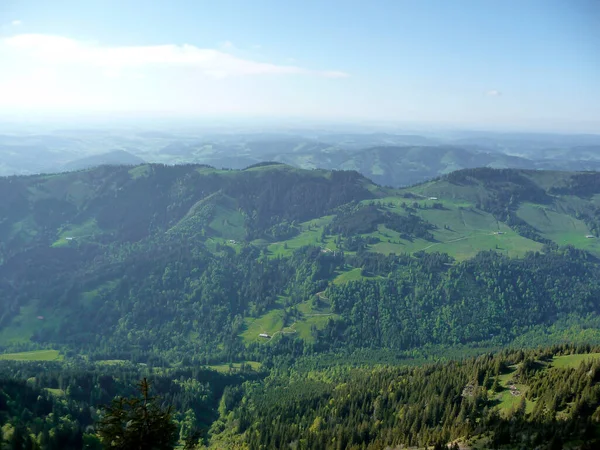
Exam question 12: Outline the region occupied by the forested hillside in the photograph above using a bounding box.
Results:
[3,165,600,363]
[3,164,600,448]
[222,346,600,449]
[1,346,600,449]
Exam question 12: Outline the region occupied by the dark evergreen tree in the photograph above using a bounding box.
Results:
[96,378,178,450]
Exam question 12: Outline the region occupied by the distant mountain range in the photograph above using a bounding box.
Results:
[1,129,599,186]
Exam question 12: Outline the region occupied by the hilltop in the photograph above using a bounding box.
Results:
[60,149,145,171]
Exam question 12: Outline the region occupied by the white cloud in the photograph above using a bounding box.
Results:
[3,34,348,79]
[485,89,502,96]
[11,20,22,26]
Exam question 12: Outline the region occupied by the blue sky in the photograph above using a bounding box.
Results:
[1,0,598,131]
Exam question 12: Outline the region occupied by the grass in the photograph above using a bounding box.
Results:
[266,216,336,258]
[52,219,101,247]
[240,294,337,345]
[129,165,152,179]
[494,366,535,416]
[490,353,600,419]
[95,359,128,365]
[251,187,596,262]
[208,203,246,241]
[294,315,334,342]
[363,203,541,260]
[0,350,63,361]
[267,197,543,262]
[45,388,65,397]
[240,309,285,344]
[208,361,262,373]
[332,267,366,284]
[9,217,38,244]
[552,353,600,369]
[80,280,119,308]
[293,297,336,342]
[0,302,60,345]
[517,203,600,255]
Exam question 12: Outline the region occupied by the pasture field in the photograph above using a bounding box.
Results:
[0,350,63,361]
[552,352,600,369]
[208,361,262,373]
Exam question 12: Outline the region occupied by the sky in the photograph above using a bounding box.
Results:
[0,0,599,132]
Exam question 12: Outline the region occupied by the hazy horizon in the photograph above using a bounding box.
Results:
[1,0,599,133]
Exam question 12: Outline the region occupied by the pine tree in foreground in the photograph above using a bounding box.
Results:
[96,378,178,450]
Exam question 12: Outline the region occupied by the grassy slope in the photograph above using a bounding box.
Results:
[490,352,600,418]
[0,302,61,345]
[240,295,337,345]
[0,350,62,361]
[365,199,542,260]
[552,352,600,368]
[517,203,600,253]
[207,361,262,373]
[265,216,337,258]
[239,172,600,346]
[495,366,535,416]
[0,279,118,345]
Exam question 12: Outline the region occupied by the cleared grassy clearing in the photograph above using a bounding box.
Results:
[208,201,246,241]
[129,164,152,179]
[516,203,600,256]
[208,361,262,373]
[294,315,334,342]
[52,219,101,247]
[0,350,62,361]
[45,388,66,397]
[0,302,60,345]
[552,353,600,369]
[95,359,129,366]
[240,309,286,344]
[266,216,336,258]
[494,367,535,416]
[333,267,366,284]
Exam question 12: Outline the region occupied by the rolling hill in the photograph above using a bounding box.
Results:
[60,149,145,171]
[2,164,600,365]
[3,129,600,187]
[3,163,600,449]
